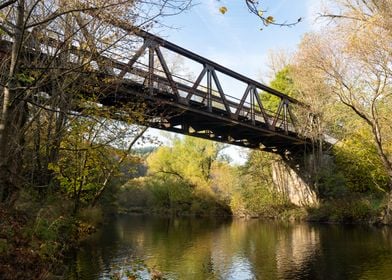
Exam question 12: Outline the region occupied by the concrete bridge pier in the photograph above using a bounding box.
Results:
[271,151,334,208]
[272,160,319,207]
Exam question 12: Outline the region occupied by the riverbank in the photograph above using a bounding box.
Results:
[0,205,50,279]
[116,193,391,226]
[0,194,104,280]
[0,204,67,279]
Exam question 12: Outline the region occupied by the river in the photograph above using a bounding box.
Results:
[65,215,392,280]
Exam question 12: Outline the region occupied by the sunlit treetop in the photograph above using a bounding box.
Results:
[217,0,302,29]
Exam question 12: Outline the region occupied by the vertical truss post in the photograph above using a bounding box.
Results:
[287,105,298,133]
[148,46,154,95]
[182,123,189,133]
[283,100,289,134]
[250,88,255,125]
[206,66,212,112]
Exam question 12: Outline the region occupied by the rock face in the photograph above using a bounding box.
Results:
[272,160,318,207]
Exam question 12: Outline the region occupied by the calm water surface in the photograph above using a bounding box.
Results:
[65,216,392,280]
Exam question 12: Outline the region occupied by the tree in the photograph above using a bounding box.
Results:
[147,136,222,189]
[48,111,148,213]
[293,1,392,207]
[320,0,392,36]
[232,150,288,215]
[0,0,193,205]
[334,126,389,194]
[261,66,297,112]
[144,136,234,214]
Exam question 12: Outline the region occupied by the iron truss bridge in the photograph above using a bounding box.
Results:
[0,18,323,154]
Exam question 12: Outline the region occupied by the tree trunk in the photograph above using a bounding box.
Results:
[0,0,25,204]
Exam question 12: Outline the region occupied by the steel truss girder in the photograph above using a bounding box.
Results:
[119,33,300,138]
[0,14,317,153]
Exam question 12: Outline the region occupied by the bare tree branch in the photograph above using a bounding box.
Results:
[0,0,17,10]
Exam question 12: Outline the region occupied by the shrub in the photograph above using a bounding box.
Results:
[308,196,379,223]
[78,207,103,227]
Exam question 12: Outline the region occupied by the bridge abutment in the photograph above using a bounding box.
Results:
[272,159,319,207]
[270,150,336,207]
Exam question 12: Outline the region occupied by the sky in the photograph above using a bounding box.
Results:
[140,0,323,164]
[157,0,321,81]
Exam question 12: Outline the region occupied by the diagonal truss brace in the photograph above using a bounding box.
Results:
[184,65,232,116]
[234,84,271,128]
[271,99,292,134]
[118,39,179,98]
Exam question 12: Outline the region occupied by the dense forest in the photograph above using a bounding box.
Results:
[0,0,391,279]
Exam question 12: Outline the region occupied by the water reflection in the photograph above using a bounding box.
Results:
[276,224,320,279]
[66,216,392,280]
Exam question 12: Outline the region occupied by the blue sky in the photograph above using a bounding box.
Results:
[156,0,320,81]
[142,0,322,163]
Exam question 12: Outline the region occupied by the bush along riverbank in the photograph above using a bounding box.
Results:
[0,191,104,280]
[307,194,392,225]
[115,181,391,225]
[113,178,387,225]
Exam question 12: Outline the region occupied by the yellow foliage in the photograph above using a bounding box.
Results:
[266,16,274,24]
[219,6,228,14]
